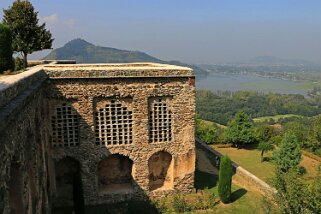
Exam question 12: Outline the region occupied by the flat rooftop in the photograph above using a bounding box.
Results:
[43,62,194,79]
[0,62,194,107]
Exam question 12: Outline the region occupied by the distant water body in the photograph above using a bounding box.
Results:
[196,73,309,96]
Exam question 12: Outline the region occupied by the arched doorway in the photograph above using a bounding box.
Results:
[98,154,134,193]
[9,161,24,214]
[54,157,84,211]
[148,151,173,191]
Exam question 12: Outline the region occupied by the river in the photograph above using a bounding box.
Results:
[196,73,311,95]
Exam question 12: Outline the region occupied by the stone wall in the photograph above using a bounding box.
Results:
[46,74,196,206]
[0,68,52,213]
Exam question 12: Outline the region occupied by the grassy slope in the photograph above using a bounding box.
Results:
[253,114,302,122]
[199,119,227,129]
[192,148,266,214]
[213,145,320,183]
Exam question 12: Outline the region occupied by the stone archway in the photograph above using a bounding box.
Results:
[54,157,84,210]
[148,151,173,191]
[98,154,134,193]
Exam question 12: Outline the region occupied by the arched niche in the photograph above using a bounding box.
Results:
[98,154,134,194]
[148,151,173,191]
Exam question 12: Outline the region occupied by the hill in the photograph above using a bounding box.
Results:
[44,38,208,77]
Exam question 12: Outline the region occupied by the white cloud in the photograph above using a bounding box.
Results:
[42,14,58,24]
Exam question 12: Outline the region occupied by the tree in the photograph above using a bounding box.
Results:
[0,23,13,72]
[274,169,306,214]
[257,142,274,162]
[196,119,218,144]
[273,169,321,214]
[307,115,321,154]
[3,0,53,67]
[218,155,232,203]
[306,177,321,213]
[255,125,279,143]
[224,112,256,148]
[274,132,301,173]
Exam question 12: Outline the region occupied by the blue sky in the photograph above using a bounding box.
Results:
[1,0,321,63]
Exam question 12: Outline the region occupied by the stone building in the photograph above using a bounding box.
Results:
[0,62,195,212]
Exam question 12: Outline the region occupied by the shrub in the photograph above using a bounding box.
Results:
[0,24,13,73]
[218,155,232,203]
[172,195,191,213]
[14,57,25,71]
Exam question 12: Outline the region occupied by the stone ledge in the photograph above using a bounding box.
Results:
[44,63,194,78]
[0,66,47,108]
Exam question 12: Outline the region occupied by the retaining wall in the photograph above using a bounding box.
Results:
[196,139,276,197]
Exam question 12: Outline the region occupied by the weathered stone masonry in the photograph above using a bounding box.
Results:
[0,62,195,212]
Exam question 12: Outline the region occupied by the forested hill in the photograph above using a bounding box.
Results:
[196,90,321,125]
[44,38,208,77]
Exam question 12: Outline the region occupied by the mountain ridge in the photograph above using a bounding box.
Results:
[44,38,208,77]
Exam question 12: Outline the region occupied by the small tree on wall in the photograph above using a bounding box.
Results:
[0,23,13,73]
[3,0,53,68]
[218,155,233,203]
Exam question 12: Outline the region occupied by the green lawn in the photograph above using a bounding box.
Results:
[213,145,320,183]
[214,145,275,183]
[193,170,266,214]
[253,114,302,123]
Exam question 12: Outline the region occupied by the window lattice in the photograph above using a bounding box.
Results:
[95,99,133,146]
[51,103,79,147]
[149,97,172,143]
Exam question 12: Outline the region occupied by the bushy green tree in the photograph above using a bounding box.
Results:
[257,142,274,162]
[307,115,321,154]
[0,23,13,72]
[274,169,306,214]
[224,112,256,148]
[3,0,53,67]
[283,121,307,144]
[255,125,279,143]
[274,132,301,173]
[196,119,219,144]
[273,170,321,214]
[306,177,321,213]
[218,155,232,203]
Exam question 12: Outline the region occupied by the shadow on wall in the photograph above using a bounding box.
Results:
[48,86,174,213]
[52,155,160,214]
